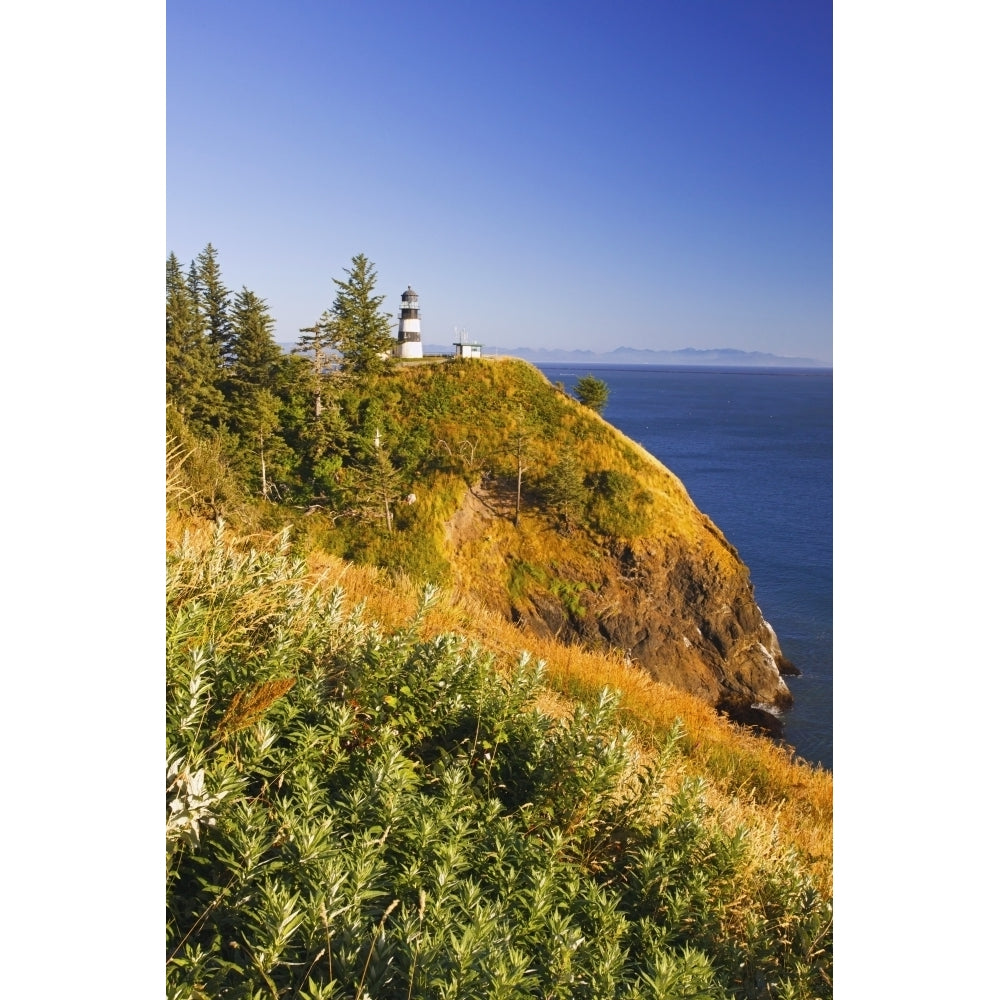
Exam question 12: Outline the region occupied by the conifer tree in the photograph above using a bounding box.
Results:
[294,311,339,418]
[330,253,394,378]
[227,287,283,390]
[185,256,201,304]
[166,252,223,432]
[541,451,587,531]
[353,430,405,532]
[194,243,232,365]
[574,374,610,414]
[291,314,349,498]
[293,404,350,501]
[224,287,294,497]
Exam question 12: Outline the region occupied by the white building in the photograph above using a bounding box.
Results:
[453,341,483,359]
[452,327,482,359]
[396,286,423,359]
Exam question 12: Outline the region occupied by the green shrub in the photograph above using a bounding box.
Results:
[166,526,831,999]
[585,468,654,537]
[167,416,247,520]
[507,559,546,609]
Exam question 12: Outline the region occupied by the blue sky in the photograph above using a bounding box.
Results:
[168,1,831,361]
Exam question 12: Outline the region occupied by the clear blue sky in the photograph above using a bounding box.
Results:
[168,0,831,361]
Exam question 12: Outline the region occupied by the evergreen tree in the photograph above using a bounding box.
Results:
[224,287,295,497]
[194,243,232,365]
[294,311,339,418]
[227,286,283,390]
[293,403,350,500]
[330,253,394,378]
[574,374,610,413]
[166,252,223,432]
[352,430,405,533]
[541,451,587,532]
[185,256,201,305]
[290,313,350,498]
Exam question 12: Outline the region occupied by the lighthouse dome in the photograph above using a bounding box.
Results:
[402,286,418,301]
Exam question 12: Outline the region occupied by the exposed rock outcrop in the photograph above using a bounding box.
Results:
[443,482,797,731]
[587,537,797,730]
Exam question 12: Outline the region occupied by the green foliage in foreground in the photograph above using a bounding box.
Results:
[167,527,831,999]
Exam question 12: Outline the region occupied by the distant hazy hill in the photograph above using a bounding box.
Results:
[473,345,829,367]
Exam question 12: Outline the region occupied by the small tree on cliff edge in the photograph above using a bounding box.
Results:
[330,253,395,378]
[574,374,610,414]
[541,451,587,532]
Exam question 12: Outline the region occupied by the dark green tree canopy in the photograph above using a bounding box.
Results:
[228,286,282,388]
[166,252,223,431]
[193,243,232,364]
[222,287,297,496]
[574,374,610,414]
[330,253,395,378]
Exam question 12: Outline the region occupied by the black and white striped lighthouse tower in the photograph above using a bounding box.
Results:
[396,286,423,359]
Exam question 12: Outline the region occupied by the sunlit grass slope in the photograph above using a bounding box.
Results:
[167,520,832,998]
[262,358,734,587]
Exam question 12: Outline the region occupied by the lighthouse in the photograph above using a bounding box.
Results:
[396,286,423,359]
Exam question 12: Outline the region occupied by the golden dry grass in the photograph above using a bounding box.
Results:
[168,512,831,894]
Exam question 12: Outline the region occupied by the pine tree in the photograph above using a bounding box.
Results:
[228,287,283,390]
[353,429,405,533]
[330,253,394,378]
[194,243,232,365]
[291,314,349,498]
[541,451,587,532]
[224,287,294,497]
[574,374,610,413]
[166,252,223,432]
[185,256,201,305]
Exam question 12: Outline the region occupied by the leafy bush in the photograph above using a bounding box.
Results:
[167,415,247,521]
[585,468,654,537]
[166,526,831,999]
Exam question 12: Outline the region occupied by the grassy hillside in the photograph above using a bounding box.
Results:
[172,358,798,719]
[172,359,714,574]
[166,518,831,999]
[167,356,832,997]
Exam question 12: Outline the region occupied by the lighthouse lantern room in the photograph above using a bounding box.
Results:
[396,286,423,359]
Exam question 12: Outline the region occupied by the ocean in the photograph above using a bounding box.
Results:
[537,364,833,770]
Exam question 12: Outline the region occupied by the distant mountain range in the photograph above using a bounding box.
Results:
[425,344,830,368]
[278,342,829,368]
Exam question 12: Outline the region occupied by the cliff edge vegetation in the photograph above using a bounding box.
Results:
[171,351,798,728]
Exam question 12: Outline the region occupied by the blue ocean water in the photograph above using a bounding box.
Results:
[537,364,833,770]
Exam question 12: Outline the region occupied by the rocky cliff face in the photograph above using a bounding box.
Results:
[443,481,798,732]
[581,534,798,730]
